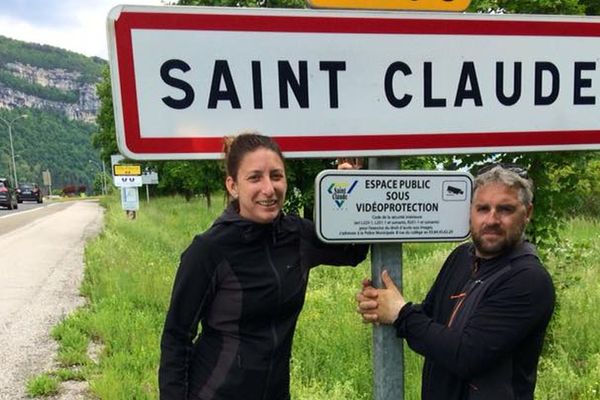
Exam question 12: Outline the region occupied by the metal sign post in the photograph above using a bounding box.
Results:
[142,170,159,203]
[314,164,473,399]
[42,170,52,197]
[121,186,140,220]
[369,157,403,400]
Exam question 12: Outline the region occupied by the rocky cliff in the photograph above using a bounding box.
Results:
[0,61,100,123]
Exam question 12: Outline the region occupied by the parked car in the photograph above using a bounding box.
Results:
[16,182,43,203]
[0,178,18,209]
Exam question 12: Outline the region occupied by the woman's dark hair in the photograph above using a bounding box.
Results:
[223,131,284,181]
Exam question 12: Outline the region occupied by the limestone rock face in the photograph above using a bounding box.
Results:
[0,62,100,123]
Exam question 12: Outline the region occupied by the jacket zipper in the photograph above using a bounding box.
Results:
[447,280,482,327]
[262,239,282,400]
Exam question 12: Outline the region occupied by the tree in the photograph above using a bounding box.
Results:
[1,108,98,190]
[178,0,305,7]
[579,0,600,14]
[92,67,119,165]
[156,160,223,206]
[468,0,584,14]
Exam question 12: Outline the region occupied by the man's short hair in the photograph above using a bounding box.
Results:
[474,166,534,206]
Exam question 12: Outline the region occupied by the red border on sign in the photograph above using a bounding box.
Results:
[113,11,600,156]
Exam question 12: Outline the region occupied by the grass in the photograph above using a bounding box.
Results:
[26,374,59,397]
[27,195,600,399]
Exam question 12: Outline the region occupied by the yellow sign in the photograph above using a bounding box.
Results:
[113,164,142,176]
[307,0,470,11]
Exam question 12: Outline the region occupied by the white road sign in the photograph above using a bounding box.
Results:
[142,171,159,185]
[107,6,600,160]
[114,175,143,187]
[315,170,473,243]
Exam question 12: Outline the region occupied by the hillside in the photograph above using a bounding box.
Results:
[0,35,105,191]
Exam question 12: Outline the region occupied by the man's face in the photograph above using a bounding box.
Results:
[470,182,532,259]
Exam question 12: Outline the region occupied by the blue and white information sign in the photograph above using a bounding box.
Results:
[315,170,473,243]
[121,187,140,211]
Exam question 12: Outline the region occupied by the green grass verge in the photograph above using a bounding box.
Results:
[26,374,59,397]
[31,195,600,399]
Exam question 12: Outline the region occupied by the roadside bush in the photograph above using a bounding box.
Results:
[62,185,77,196]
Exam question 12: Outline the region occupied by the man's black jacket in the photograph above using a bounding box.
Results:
[394,241,555,400]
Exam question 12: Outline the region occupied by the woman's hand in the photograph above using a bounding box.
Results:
[337,157,364,170]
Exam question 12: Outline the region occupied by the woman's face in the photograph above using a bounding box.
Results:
[226,148,287,224]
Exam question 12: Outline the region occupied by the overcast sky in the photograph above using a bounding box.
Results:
[0,0,166,59]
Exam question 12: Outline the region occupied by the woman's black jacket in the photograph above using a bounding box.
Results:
[159,207,368,400]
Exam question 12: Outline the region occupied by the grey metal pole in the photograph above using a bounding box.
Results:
[0,115,26,186]
[101,162,107,196]
[89,160,106,196]
[8,124,17,186]
[369,156,404,400]
[4,153,12,184]
[146,184,150,203]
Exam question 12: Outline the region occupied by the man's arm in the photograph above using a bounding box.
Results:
[389,267,553,379]
[357,260,554,380]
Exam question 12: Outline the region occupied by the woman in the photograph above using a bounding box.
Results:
[159,133,368,400]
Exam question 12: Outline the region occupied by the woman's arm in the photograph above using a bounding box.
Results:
[159,236,221,399]
[297,216,369,268]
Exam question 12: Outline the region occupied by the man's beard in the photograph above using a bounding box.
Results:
[472,223,526,258]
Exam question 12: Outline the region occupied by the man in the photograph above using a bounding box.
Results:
[356,165,555,400]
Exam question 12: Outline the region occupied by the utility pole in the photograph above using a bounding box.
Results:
[89,159,107,195]
[0,114,28,187]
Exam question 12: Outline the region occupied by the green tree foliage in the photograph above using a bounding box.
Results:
[579,0,600,14]
[155,160,223,206]
[439,151,599,248]
[468,0,584,14]
[91,170,114,196]
[0,35,106,192]
[0,35,105,83]
[93,67,119,163]
[0,108,98,190]
[285,158,333,218]
[178,0,305,7]
[563,156,600,218]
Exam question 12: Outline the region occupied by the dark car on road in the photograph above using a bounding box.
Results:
[17,183,43,203]
[0,178,18,209]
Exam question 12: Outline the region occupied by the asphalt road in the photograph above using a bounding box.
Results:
[0,200,103,399]
[0,202,72,236]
